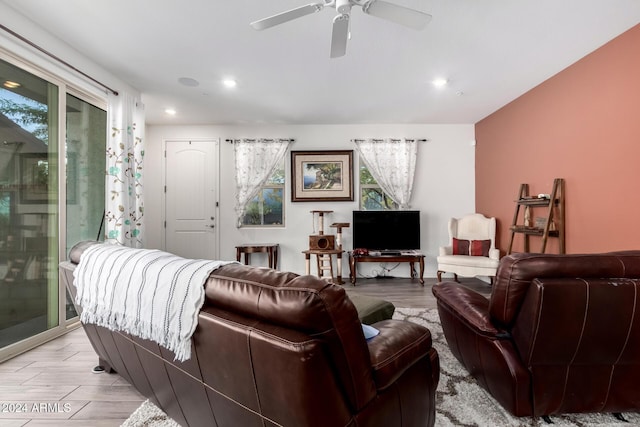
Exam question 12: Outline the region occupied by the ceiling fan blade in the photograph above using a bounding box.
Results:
[362,0,432,30]
[250,3,325,30]
[330,14,350,58]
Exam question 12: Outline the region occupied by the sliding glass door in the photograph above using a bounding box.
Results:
[0,59,59,349]
[65,93,106,319]
[0,55,106,356]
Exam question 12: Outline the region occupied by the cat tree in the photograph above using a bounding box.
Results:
[303,210,348,284]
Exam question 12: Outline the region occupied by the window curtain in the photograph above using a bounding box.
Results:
[234,138,290,227]
[105,92,145,247]
[353,138,419,209]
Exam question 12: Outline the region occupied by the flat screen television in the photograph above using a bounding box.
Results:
[352,210,420,251]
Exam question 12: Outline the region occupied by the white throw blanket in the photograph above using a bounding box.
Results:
[73,243,235,361]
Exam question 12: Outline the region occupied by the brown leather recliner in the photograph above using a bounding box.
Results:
[61,241,439,427]
[432,251,640,418]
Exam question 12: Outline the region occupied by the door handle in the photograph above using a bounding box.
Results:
[205,224,215,228]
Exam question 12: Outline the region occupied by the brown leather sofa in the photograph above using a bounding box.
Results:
[432,251,640,419]
[61,241,439,427]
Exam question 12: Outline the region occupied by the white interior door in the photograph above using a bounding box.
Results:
[164,139,219,259]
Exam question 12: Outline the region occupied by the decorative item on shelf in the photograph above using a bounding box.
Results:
[534,217,556,231]
[524,206,532,227]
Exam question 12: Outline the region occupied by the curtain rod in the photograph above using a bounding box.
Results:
[352,138,428,142]
[226,138,295,143]
[0,23,119,96]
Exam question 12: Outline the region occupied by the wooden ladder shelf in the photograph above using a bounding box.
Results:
[507,178,565,255]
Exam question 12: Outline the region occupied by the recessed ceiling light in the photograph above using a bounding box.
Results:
[432,78,448,88]
[165,108,177,115]
[178,77,199,87]
[222,79,237,88]
[3,80,21,89]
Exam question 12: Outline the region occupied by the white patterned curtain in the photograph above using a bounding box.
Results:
[105,92,145,247]
[353,138,419,209]
[234,138,290,227]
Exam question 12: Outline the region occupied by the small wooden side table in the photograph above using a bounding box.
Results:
[236,243,279,269]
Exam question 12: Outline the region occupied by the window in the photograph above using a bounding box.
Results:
[242,160,285,226]
[359,162,398,210]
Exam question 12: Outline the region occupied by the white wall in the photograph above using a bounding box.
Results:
[1,5,139,103]
[146,124,476,279]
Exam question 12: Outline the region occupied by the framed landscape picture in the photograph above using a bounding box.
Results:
[291,150,354,202]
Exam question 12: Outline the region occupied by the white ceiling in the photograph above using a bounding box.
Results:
[3,0,640,126]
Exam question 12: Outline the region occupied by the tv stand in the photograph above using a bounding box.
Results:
[348,251,425,286]
[371,250,402,256]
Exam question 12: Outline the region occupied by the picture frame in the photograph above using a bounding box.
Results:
[20,153,50,203]
[291,150,354,202]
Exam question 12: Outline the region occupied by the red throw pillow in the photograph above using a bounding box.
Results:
[470,239,491,257]
[452,238,470,255]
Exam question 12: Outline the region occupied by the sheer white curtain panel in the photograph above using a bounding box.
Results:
[234,138,290,227]
[353,138,419,209]
[105,92,145,247]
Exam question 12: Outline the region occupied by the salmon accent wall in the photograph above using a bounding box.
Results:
[475,24,640,255]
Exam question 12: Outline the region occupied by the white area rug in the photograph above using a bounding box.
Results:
[393,307,640,427]
[120,399,180,427]
[122,307,640,426]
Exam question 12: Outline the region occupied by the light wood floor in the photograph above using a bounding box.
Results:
[0,276,491,426]
[346,276,492,309]
[0,327,144,426]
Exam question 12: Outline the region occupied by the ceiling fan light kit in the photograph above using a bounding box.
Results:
[336,0,353,14]
[250,0,432,58]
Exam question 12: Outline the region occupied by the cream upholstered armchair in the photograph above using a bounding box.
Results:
[436,213,500,284]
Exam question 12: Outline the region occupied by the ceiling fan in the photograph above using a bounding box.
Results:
[250,0,432,58]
